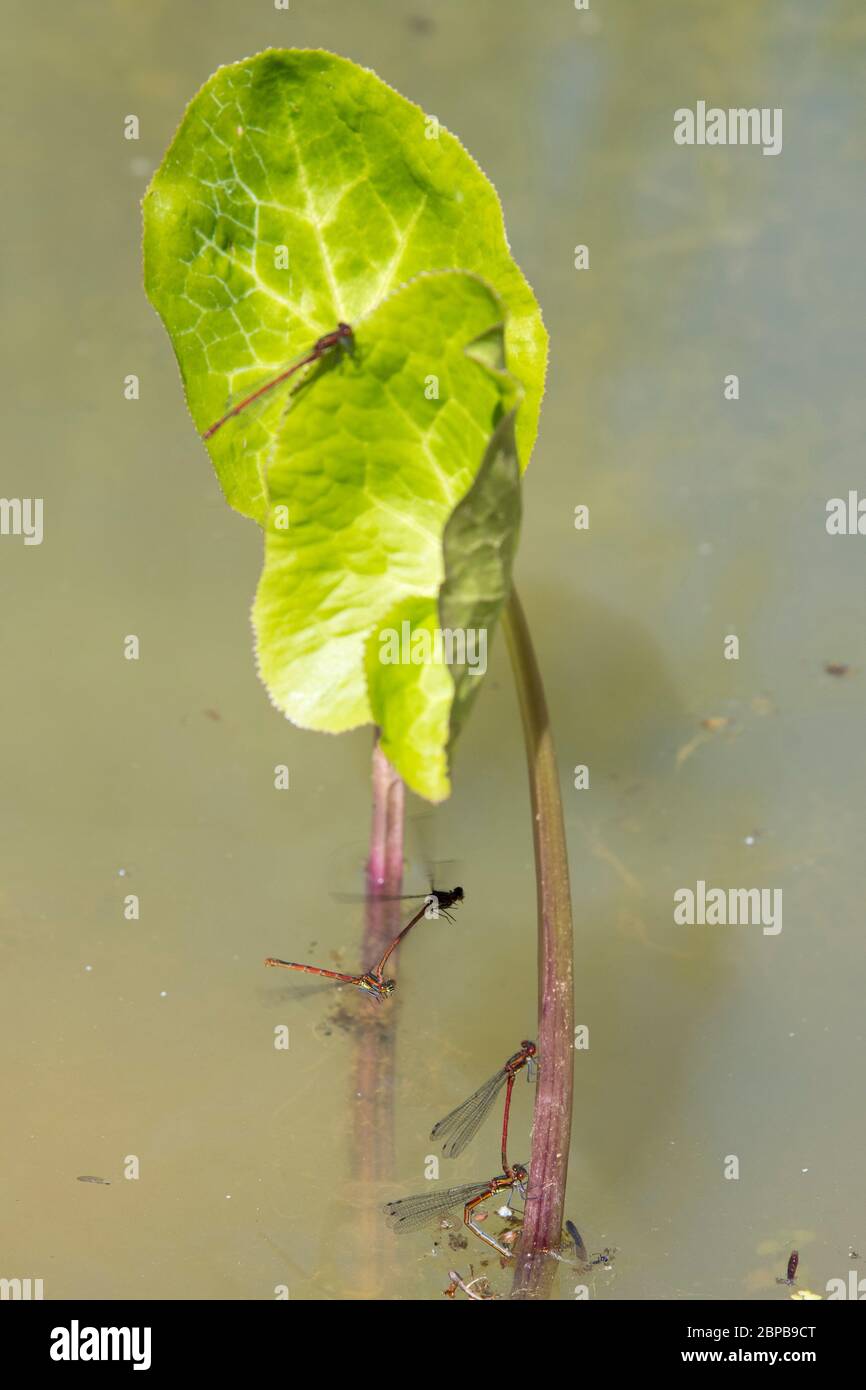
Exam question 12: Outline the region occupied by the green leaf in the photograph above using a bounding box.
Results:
[439,410,522,746]
[142,48,546,524]
[254,270,522,799]
[365,410,522,800]
[364,596,453,801]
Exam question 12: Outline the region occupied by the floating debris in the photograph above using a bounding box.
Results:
[77,1176,111,1185]
[676,717,736,769]
[444,1268,495,1300]
[824,663,851,678]
[776,1249,799,1286]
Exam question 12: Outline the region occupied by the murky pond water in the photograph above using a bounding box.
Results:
[2,0,864,1300]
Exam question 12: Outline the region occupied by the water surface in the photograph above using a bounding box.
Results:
[2,0,864,1300]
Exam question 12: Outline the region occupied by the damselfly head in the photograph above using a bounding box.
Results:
[512,1163,529,1184]
[358,973,394,1001]
[433,885,463,911]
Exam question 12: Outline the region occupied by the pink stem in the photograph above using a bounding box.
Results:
[351,735,404,1290]
[503,588,575,1299]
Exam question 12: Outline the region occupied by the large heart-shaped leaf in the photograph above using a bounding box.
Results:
[142,48,546,524]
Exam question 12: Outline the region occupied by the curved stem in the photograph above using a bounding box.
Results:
[502,586,575,1299]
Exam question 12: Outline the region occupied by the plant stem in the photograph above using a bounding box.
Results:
[352,735,404,1292]
[502,586,575,1299]
[366,738,406,900]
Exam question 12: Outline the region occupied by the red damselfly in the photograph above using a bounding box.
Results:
[262,958,395,1003]
[431,1039,537,1166]
[383,1162,529,1260]
[201,322,353,440]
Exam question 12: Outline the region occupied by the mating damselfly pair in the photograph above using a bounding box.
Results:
[264,885,464,1003]
[384,1040,537,1259]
